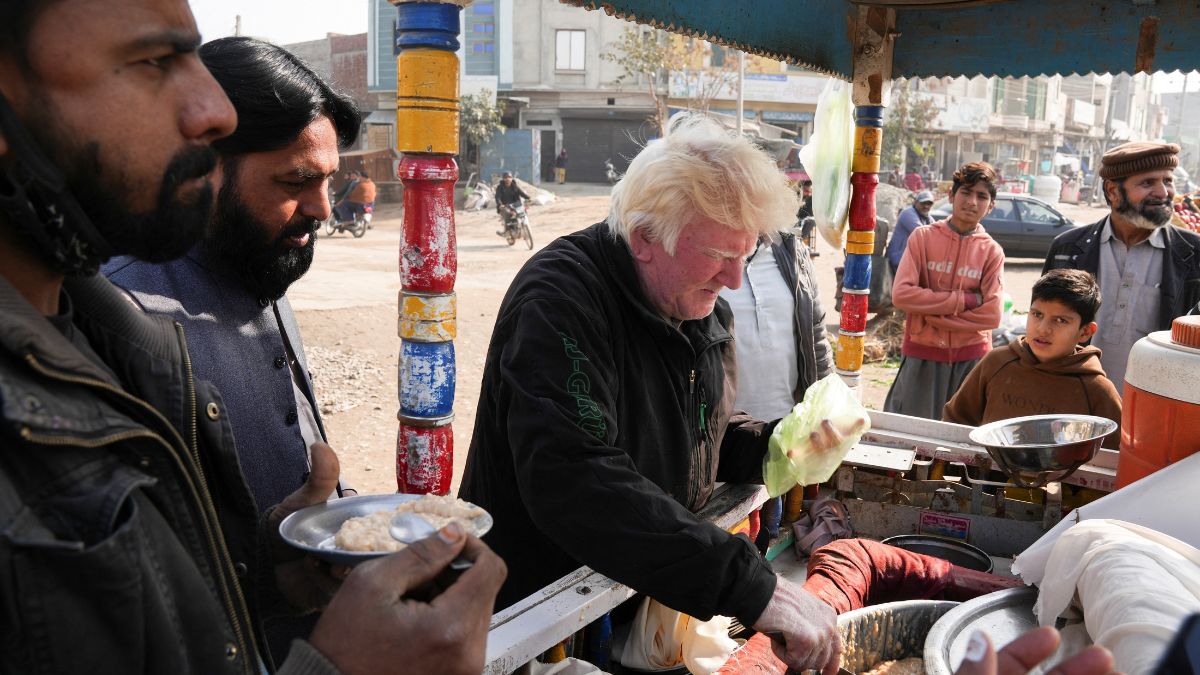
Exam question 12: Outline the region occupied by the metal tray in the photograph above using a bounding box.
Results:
[880,534,994,574]
[278,494,493,566]
[924,587,1038,674]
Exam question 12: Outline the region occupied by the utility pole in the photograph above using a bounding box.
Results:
[234,14,242,37]
[1177,71,1190,146]
[735,50,745,135]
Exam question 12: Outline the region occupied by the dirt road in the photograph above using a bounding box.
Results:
[291,186,1109,495]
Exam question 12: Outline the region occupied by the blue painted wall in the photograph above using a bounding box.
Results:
[480,128,540,186]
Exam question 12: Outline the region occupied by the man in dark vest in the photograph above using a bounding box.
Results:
[103,35,367,660]
[1043,141,1200,392]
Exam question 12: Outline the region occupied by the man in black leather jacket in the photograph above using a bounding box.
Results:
[0,2,504,674]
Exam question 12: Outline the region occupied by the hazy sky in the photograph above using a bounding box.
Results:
[190,0,369,46]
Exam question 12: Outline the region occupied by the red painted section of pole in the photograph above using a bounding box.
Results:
[398,156,459,294]
[848,172,878,232]
[396,422,454,494]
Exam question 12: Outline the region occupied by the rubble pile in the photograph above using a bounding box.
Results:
[305,346,387,415]
[863,311,905,363]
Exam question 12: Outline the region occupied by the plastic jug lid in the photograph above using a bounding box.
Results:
[1173,315,1200,349]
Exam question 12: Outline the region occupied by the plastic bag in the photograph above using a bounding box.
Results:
[798,79,854,250]
[763,374,872,497]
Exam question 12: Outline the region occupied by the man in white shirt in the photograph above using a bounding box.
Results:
[720,230,832,549]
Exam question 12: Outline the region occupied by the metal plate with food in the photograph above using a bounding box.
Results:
[279,493,494,566]
[924,587,1039,674]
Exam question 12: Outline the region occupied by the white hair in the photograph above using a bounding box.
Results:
[607,114,799,254]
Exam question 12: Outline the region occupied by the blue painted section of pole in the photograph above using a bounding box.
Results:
[399,340,456,419]
[395,2,462,51]
[842,253,871,291]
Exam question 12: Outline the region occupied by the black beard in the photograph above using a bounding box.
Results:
[1115,183,1173,230]
[204,176,317,301]
[26,95,217,264]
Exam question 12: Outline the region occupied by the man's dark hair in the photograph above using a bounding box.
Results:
[0,1,59,66]
[951,161,999,201]
[1032,268,1101,325]
[358,169,369,179]
[199,37,360,157]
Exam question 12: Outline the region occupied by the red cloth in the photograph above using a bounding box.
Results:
[904,172,925,191]
[803,538,954,613]
[717,539,1023,673]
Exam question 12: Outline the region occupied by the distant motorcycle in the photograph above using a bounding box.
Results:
[324,200,372,238]
[604,158,618,185]
[498,202,534,250]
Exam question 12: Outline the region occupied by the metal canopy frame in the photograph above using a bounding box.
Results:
[560,0,1200,80]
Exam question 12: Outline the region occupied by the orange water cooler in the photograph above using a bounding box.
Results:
[1117,315,1200,488]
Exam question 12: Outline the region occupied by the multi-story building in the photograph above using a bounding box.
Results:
[900,73,1161,187]
[1160,83,1200,177]
[366,0,822,183]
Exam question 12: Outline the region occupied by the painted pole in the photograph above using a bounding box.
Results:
[390,0,468,494]
[840,6,896,389]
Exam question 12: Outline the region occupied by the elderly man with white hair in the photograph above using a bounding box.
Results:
[459,116,844,674]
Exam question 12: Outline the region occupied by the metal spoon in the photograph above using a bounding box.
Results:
[388,512,473,570]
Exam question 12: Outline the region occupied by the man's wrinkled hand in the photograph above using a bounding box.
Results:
[753,576,842,675]
[266,441,346,612]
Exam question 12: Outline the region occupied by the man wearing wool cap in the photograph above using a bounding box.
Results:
[1044,141,1200,391]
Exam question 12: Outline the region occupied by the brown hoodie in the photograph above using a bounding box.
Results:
[943,337,1123,449]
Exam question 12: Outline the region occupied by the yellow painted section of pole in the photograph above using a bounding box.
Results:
[396,49,460,154]
[846,230,876,245]
[852,125,882,173]
[398,292,458,341]
[845,242,873,256]
[834,333,866,371]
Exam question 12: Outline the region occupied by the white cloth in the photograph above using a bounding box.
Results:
[1094,218,1165,393]
[619,597,739,674]
[1034,519,1200,674]
[290,371,322,454]
[523,658,609,675]
[1013,450,1200,584]
[719,241,799,421]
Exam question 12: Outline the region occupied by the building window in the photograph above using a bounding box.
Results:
[556,30,586,71]
[1026,79,1047,120]
[710,44,726,68]
[464,3,497,76]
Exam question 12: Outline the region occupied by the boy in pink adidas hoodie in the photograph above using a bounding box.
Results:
[884,162,1005,418]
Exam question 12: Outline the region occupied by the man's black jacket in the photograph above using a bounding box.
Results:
[1042,218,1200,328]
[459,222,778,625]
[495,180,530,207]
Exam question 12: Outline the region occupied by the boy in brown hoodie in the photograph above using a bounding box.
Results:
[943,269,1122,448]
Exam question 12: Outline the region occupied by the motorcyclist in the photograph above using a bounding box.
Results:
[495,170,531,236]
[333,169,376,224]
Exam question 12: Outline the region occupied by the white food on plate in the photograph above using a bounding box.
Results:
[334,494,486,552]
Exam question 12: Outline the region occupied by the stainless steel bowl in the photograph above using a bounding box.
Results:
[837,599,959,673]
[924,587,1038,674]
[968,414,1117,488]
[278,494,493,566]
